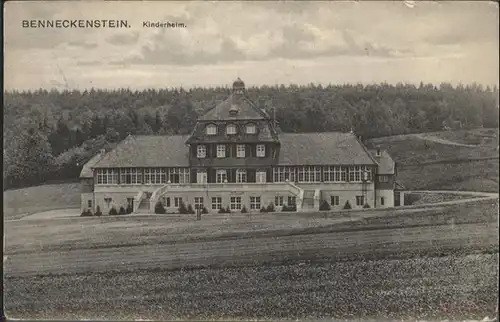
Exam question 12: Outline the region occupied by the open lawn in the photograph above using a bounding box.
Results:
[3,182,80,220]
[4,197,499,320]
[367,128,499,192]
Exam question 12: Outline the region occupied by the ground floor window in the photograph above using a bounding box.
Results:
[212,197,222,210]
[287,196,296,206]
[162,197,171,207]
[194,197,204,209]
[331,196,340,206]
[323,166,347,182]
[349,166,372,182]
[298,166,321,183]
[174,197,183,208]
[256,171,266,183]
[356,196,364,206]
[169,168,190,184]
[120,168,143,185]
[145,168,167,184]
[87,200,92,208]
[236,169,247,183]
[381,197,385,206]
[250,196,261,210]
[230,196,242,210]
[273,167,296,182]
[104,198,112,207]
[216,170,227,183]
[274,196,284,206]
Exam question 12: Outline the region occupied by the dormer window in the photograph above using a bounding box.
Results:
[246,123,256,134]
[226,124,237,135]
[376,149,381,157]
[206,124,217,135]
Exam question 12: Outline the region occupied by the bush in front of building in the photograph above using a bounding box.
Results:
[154,201,166,214]
[119,206,127,215]
[178,202,188,214]
[319,200,331,211]
[202,207,209,214]
[363,203,371,209]
[241,205,248,213]
[109,207,118,216]
[343,200,352,209]
[266,204,275,213]
[95,206,102,216]
[225,206,231,213]
[126,204,133,214]
[260,207,267,213]
[218,207,226,214]
[187,204,195,214]
[80,209,93,217]
[282,204,297,212]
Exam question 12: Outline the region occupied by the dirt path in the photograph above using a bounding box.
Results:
[413,133,479,148]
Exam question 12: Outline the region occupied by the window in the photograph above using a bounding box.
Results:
[236,169,247,183]
[206,124,217,135]
[379,175,389,183]
[212,197,222,210]
[161,197,171,207]
[197,170,207,183]
[216,170,227,183]
[349,166,372,182]
[356,196,364,206]
[256,171,266,183]
[323,166,347,182]
[274,196,284,207]
[230,196,242,210]
[217,145,226,158]
[250,196,261,210]
[104,198,112,207]
[169,168,190,184]
[381,197,385,206]
[256,144,265,157]
[246,124,256,134]
[298,166,321,183]
[197,145,206,158]
[87,200,92,208]
[120,168,142,185]
[96,169,119,185]
[174,197,183,208]
[144,168,167,184]
[287,196,296,206]
[330,196,340,206]
[226,124,237,135]
[194,197,204,210]
[273,167,296,182]
[236,144,246,158]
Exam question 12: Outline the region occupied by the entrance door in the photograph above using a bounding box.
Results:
[197,171,207,183]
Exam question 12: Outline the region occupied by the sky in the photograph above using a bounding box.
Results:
[3,1,499,90]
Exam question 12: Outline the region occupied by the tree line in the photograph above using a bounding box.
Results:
[3,82,499,190]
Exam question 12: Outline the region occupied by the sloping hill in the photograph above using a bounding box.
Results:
[368,128,499,192]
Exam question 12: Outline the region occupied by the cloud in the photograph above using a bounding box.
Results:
[66,41,98,49]
[106,32,140,46]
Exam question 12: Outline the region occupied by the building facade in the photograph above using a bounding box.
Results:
[80,78,397,214]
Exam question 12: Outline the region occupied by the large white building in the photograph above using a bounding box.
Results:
[80,78,397,214]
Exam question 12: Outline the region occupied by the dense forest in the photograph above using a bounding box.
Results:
[3,82,499,190]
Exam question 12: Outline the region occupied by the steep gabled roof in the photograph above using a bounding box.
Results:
[369,149,396,174]
[278,132,377,165]
[92,135,190,168]
[199,94,269,121]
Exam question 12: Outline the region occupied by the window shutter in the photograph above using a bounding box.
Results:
[191,169,197,183]
[231,169,237,183]
[248,169,256,183]
[210,168,217,183]
[266,169,272,182]
[212,144,217,158]
[225,144,230,158]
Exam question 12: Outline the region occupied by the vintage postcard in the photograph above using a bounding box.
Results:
[3,1,499,320]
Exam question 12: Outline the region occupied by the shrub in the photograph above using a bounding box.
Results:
[283,204,297,212]
[187,204,195,214]
[126,204,133,214]
[260,207,267,213]
[266,204,275,213]
[319,200,331,211]
[119,206,127,215]
[218,207,226,214]
[80,209,92,217]
[95,206,102,216]
[343,200,352,209]
[178,201,188,214]
[155,201,166,214]
[404,194,421,206]
[241,205,248,213]
[109,207,118,216]
[202,207,209,214]
[363,203,371,209]
[225,206,231,213]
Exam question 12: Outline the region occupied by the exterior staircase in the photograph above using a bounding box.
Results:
[301,190,316,210]
[137,197,150,213]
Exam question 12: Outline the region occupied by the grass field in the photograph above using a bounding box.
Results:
[367,128,499,192]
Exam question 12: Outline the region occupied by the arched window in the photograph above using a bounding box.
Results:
[206,124,217,135]
[246,123,256,134]
[226,124,237,135]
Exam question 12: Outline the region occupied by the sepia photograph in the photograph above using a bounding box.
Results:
[3,1,499,320]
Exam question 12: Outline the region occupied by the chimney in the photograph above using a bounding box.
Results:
[376,148,381,157]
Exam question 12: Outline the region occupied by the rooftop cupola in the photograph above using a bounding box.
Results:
[232,77,245,95]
